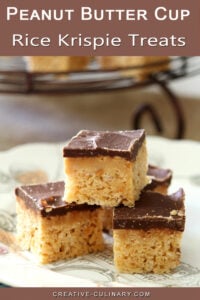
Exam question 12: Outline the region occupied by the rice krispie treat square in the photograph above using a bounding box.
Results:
[144,164,172,194]
[113,189,185,274]
[15,181,104,264]
[63,129,148,207]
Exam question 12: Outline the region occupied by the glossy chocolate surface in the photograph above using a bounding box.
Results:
[63,129,145,160]
[113,189,185,231]
[15,181,99,217]
[145,165,172,191]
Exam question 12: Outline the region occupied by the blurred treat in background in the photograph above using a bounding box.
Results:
[98,56,169,80]
[0,56,200,150]
[25,56,91,73]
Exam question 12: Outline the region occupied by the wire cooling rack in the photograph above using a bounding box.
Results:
[0,56,199,94]
[0,56,200,139]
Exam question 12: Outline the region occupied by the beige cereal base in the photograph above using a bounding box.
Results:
[64,141,148,207]
[113,228,182,274]
[16,197,104,264]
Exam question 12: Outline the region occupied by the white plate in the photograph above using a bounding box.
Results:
[0,138,200,287]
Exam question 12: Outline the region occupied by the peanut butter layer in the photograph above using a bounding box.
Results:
[63,129,145,161]
[113,189,185,231]
[15,181,99,217]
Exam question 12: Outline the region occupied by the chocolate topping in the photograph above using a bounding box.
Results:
[15,181,99,217]
[63,129,145,161]
[145,165,172,191]
[113,189,185,231]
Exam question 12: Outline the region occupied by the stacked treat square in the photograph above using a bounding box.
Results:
[16,129,185,273]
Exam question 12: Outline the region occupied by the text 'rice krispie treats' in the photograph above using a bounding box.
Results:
[113,189,185,274]
[15,181,104,264]
[63,129,148,207]
[103,164,173,233]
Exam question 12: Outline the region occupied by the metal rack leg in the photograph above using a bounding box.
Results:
[132,77,185,139]
[151,76,185,139]
[133,104,163,134]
